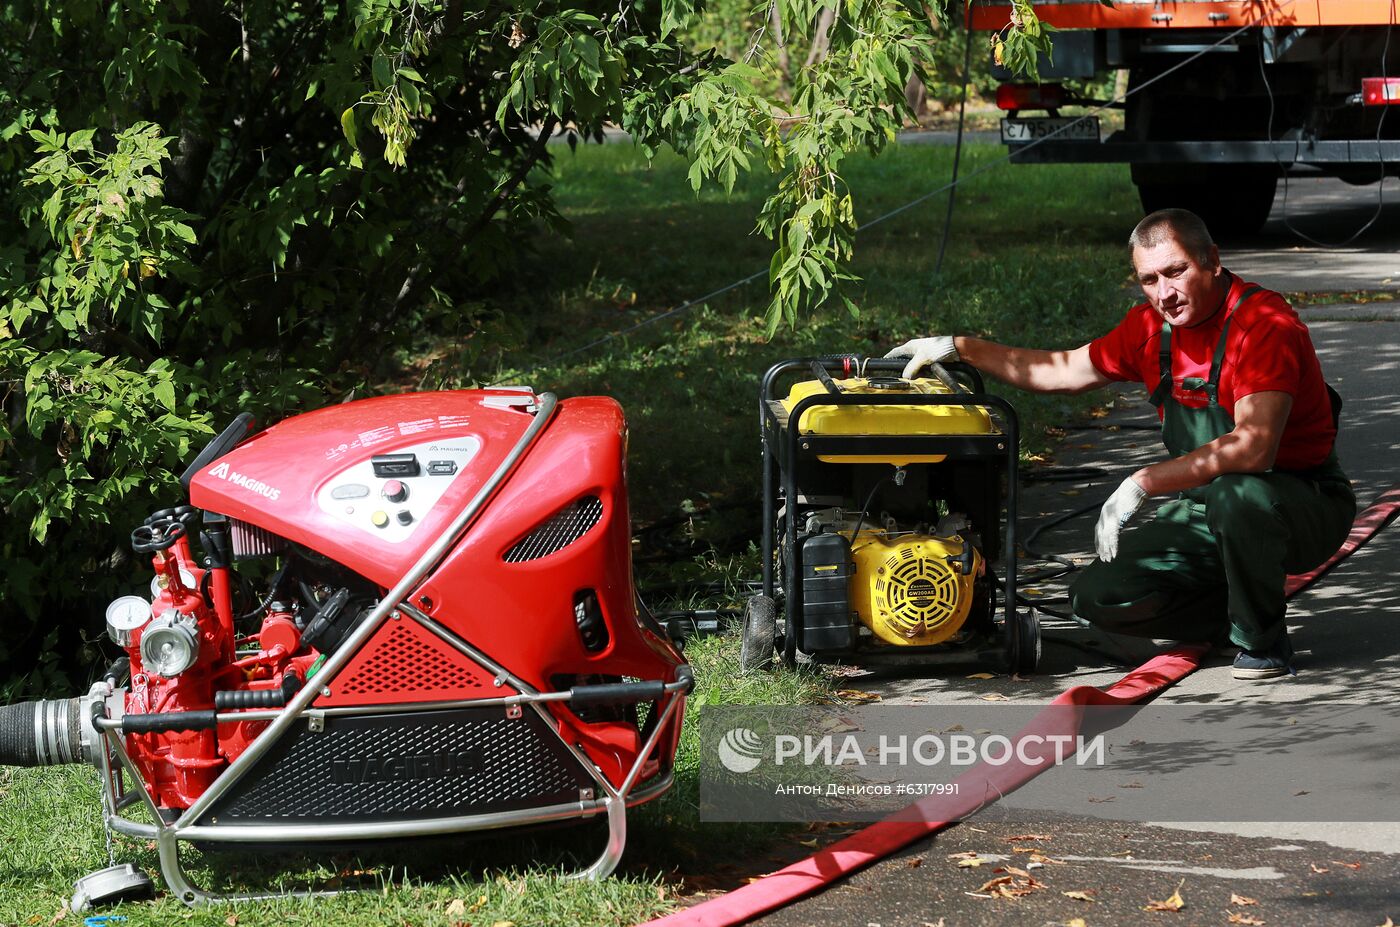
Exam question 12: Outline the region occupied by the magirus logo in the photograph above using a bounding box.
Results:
[207,461,282,501]
[717,728,765,773]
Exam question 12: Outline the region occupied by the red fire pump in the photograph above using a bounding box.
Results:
[0,389,692,908]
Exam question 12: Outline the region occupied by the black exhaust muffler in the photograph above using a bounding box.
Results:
[0,698,85,766]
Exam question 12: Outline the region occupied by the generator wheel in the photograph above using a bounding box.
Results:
[1004,608,1042,675]
[740,595,778,672]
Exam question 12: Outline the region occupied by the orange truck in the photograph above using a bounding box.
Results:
[971,0,1400,233]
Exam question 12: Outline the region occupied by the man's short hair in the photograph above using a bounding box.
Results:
[1128,209,1215,266]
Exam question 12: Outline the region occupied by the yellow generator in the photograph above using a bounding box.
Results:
[742,357,1038,672]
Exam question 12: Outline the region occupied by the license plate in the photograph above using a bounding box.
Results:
[1000,117,1100,143]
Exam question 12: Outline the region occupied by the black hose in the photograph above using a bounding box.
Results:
[0,699,82,767]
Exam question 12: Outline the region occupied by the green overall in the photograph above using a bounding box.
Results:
[1069,286,1355,650]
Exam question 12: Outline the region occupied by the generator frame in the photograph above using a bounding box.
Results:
[756,358,1038,672]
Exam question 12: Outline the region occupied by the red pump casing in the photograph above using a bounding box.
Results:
[118,389,685,813]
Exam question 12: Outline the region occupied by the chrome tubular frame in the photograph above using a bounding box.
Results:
[92,393,695,906]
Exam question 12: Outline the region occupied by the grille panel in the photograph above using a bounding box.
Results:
[317,617,509,707]
[504,496,603,562]
[340,621,487,697]
[209,708,588,822]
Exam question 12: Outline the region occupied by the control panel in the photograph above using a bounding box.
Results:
[317,436,482,544]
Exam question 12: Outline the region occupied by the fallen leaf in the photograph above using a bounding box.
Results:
[1119,781,1144,789]
[1310,863,1330,874]
[1227,913,1265,926]
[47,907,67,927]
[446,900,467,917]
[1012,846,1035,853]
[1031,853,1065,864]
[1143,879,1186,912]
[957,858,989,868]
[947,851,981,860]
[836,689,883,702]
[979,693,1010,702]
[994,866,1031,878]
[472,893,488,911]
[1005,833,1053,842]
[225,916,238,927]
[1329,860,1362,870]
[966,672,997,680]
[1230,894,1258,906]
[1067,920,1089,927]
[1295,790,1310,796]
[1088,795,1116,803]
[976,875,1016,893]
[907,857,923,868]
[490,922,515,927]
[1062,890,1097,902]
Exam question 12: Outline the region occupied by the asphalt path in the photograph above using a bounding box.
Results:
[739,177,1400,925]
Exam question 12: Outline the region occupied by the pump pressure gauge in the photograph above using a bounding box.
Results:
[105,596,153,647]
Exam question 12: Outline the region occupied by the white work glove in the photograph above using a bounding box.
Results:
[884,336,959,380]
[1094,476,1148,562]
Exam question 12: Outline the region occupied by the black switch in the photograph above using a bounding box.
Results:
[396,510,413,525]
[427,460,457,476]
[371,453,420,478]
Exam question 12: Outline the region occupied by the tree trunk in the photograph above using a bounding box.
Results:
[904,71,927,123]
[770,3,791,87]
[805,8,835,69]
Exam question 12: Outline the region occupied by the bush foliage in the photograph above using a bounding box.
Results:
[0,0,1056,695]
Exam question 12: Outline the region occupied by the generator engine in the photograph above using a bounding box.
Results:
[795,507,987,651]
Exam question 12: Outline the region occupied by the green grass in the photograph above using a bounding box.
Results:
[2,142,1141,923]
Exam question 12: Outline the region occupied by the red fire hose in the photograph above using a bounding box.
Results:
[643,487,1400,927]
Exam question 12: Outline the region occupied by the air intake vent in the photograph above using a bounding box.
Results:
[230,519,285,559]
[504,496,603,563]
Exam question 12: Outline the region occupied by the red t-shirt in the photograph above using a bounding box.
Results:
[1088,274,1336,471]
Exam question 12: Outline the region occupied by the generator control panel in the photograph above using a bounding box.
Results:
[317,436,482,544]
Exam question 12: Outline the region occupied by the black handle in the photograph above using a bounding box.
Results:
[131,517,187,554]
[121,710,218,734]
[568,680,666,708]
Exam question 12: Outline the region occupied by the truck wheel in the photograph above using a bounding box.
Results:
[740,595,777,672]
[1135,166,1278,237]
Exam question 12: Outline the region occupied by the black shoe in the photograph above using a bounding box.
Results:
[1231,637,1295,680]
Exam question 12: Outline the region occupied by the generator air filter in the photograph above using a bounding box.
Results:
[849,532,980,646]
[229,518,285,558]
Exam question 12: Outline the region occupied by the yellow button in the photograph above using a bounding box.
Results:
[371,510,389,528]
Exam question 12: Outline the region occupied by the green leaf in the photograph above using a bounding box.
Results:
[372,54,393,90]
[153,379,176,413]
[340,106,359,149]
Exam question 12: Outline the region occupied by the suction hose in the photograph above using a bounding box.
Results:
[0,698,85,766]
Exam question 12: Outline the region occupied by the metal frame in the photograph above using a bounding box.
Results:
[89,391,694,905]
[758,358,1023,662]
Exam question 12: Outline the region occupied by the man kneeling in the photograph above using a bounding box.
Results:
[887,209,1354,680]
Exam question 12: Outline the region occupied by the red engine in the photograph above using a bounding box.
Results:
[2,387,691,906]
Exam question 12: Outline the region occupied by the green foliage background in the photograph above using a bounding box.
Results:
[0,0,1061,696]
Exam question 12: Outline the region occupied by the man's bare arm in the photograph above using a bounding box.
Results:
[1132,391,1293,495]
[953,338,1111,395]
